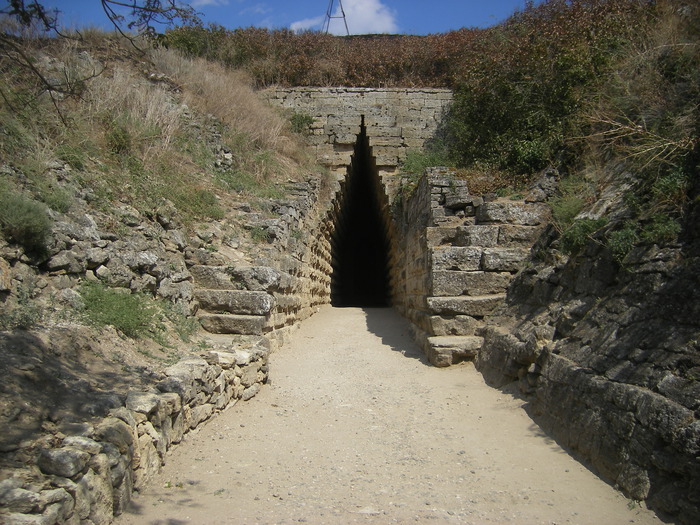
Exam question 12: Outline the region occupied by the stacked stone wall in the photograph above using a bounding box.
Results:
[262,87,452,180]
[393,169,550,366]
[0,344,268,523]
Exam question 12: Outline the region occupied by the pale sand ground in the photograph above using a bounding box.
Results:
[117,306,662,524]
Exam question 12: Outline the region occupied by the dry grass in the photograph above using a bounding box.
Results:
[149,48,301,158]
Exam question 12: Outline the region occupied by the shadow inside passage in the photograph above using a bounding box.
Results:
[361,307,430,365]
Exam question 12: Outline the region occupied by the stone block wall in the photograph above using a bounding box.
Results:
[262,87,452,178]
[392,169,551,366]
[0,343,268,524]
[192,180,334,349]
[476,239,700,524]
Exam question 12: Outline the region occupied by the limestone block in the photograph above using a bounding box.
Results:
[195,289,274,315]
[126,392,161,420]
[134,434,160,490]
[430,315,480,336]
[498,224,546,246]
[83,463,114,525]
[170,413,185,444]
[199,313,268,335]
[476,201,550,225]
[189,404,214,428]
[47,250,86,274]
[481,248,530,272]
[427,295,506,316]
[189,265,237,289]
[455,225,499,247]
[426,335,484,366]
[240,364,260,388]
[431,246,482,271]
[62,436,101,455]
[432,271,512,296]
[242,384,260,401]
[94,417,134,456]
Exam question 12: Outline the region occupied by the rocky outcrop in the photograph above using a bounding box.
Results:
[475,197,700,523]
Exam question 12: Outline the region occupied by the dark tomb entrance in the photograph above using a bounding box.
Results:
[330,118,391,307]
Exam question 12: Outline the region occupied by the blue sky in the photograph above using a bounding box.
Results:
[34,1,539,35]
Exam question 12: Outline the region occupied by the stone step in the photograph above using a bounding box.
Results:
[189,265,237,289]
[198,314,268,335]
[195,289,274,315]
[190,265,282,292]
[426,335,484,367]
[432,270,512,297]
[427,294,506,317]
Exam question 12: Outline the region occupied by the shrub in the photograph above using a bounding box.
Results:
[80,282,156,338]
[0,283,43,330]
[0,189,52,254]
[560,217,608,255]
[289,112,314,134]
[607,222,638,262]
[640,214,681,244]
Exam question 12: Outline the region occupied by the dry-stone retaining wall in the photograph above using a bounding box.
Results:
[0,343,268,524]
[191,180,334,349]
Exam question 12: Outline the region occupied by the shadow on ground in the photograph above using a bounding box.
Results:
[362,307,430,365]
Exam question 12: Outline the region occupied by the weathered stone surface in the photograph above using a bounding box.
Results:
[189,265,237,289]
[195,289,274,315]
[427,335,483,367]
[427,295,506,317]
[431,246,482,271]
[199,314,267,335]
[62,436,101,455]
[481,248,530,272]
[94,417,134,455]
[498,224,546,246]
[430,315,480,336]
[37,447,91,478]
[0,483,41,513]
[242,383,260,401]
[454,225,499,247]
[476,202,549,225]
[432,271,512,296]
[189,404,214,428]
[125,392,161,418]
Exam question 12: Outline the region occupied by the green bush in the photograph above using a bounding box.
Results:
[0,189,52,254]
[560,217,608,255]
[80,282,156,338]
[640,214,681,244]
[106,123,132,154]
[289,112,314,134]
[607,223,638,262]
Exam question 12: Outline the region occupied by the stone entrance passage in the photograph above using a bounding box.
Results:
[330,118,391,307]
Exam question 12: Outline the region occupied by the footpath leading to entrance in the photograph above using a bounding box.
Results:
[117,306,661,524]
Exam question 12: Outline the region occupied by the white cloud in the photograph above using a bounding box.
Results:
[291,0,398,35]
[239,3,272,16]
[290,15,325,33]
[190,0,229,7]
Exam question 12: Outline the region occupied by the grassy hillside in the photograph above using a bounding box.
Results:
[0,29,318,250]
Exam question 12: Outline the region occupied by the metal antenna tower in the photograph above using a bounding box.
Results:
[322,0,349,36]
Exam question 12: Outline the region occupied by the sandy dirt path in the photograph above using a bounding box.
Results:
[117,306,661,524]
